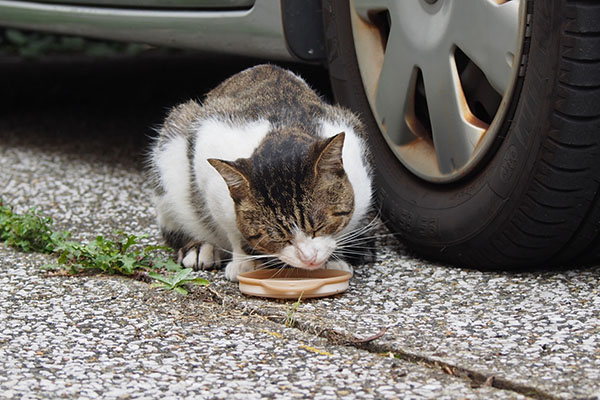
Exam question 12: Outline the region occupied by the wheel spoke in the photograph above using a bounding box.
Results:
[423,57,487,174]
[353,0,391,21]
[351,0,522,181]
[450,0,520,94]
[374,29,418,146]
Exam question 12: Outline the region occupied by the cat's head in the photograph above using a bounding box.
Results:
[208,132,353,270]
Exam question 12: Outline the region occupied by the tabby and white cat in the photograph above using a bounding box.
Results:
[148,65,373,281]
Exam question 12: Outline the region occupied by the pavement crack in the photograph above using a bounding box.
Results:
[228,296,562,400]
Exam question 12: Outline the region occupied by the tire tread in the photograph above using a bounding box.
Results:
[460,0,600,267]
[509,0,600,266]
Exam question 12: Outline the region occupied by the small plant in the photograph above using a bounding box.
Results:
[0,198,209,294]
[1,28,151,58]
[284,292,304,328]
[149,268,209,295]
[47,231,173,275]
[0,200,56,253]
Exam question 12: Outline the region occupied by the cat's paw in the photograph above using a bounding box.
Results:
[225,259,257,281]
[179,243,221,271]
[324,259,353,275]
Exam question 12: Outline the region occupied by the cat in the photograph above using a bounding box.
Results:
[148,64,373,281]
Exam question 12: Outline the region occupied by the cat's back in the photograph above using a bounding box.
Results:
[203,64,327,128]
[158,100,200,139]
[206,64,319,106]
[156,64,362,141]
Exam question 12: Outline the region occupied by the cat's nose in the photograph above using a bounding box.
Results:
[296,247,318,265]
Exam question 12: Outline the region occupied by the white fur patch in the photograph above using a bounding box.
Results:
[319,120,373,234]
[198,243,216,269]
[324,259,353,275]
[181,244,219,270]
[181,248,198,269]
[153,118,270,253]
[154,135,201,238]
[225,259,257,281]
[278,231,337,270]
[194,118,270,249]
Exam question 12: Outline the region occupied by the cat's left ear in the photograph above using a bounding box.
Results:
[207,158,250,202]
[314,132,345,176]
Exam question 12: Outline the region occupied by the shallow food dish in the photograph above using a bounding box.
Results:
[237,269,352,299]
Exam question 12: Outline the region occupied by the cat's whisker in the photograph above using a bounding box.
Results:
[250,236,269,255]
[334,241,388,250]
[336,237,389,245]
[215,253,279,271]
[348,213,381,231]
[256,259,284,270]
[336,226,373,241]
[338,246,371,253]
[332,249,369,256]
[218,248,274,260]
[335,234,395,248]
[332,249,373,257]
[336,233,396,244]
[250,263,290,279]
[335,219,380,243]
[267,265,290,279]
[329,253,347,264]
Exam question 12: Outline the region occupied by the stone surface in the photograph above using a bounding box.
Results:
[0,247,526,400]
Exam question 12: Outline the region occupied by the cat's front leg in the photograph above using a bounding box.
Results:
[224,238,257,281]
[178,242,221,270]
[324,259,354,276]
[224,256,257,281]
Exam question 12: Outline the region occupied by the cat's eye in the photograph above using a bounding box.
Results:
[312,225,326,238]
[270,238,291,246]
[332,210,351,217]
[266,227,280,238]
[247,233,262,241]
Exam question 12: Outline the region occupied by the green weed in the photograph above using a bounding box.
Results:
[1,28,151,58]
[0,200,56,253]
[47,231,166,275]
[284,292,304,328]
[149,268,209,295]
[0,198,208,294]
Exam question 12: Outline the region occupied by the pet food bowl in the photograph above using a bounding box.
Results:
[237,268,352,299]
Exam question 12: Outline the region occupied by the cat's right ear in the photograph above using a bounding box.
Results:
[207,159,250,203]
[314,132,345,177]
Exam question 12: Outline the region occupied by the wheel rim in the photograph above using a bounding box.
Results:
[350,0,526,182]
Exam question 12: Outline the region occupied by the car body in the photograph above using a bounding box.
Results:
[0,0,321,62]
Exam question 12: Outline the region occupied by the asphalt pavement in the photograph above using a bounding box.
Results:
[0,55,598,399]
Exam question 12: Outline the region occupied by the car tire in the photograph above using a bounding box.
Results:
[323,0,600,268]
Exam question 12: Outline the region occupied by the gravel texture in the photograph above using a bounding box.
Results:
[210,250,600,399]
[0,56,598,399]
[0,247,526,400]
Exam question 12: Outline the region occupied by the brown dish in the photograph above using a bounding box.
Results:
[237,268,352,299]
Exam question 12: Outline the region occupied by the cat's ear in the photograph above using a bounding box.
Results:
[207,159,250,202]
[314,132,345,176]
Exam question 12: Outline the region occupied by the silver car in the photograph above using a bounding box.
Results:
[2,0,598,268]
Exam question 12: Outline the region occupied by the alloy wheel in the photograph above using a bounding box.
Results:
[350,0,527,182]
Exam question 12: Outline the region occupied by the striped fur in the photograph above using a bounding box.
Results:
[147,65,373,281]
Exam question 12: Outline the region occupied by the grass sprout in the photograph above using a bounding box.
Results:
[0,200,56,253]
[0,198,208,294]
[149,268,209,295]
[284,292,304,328]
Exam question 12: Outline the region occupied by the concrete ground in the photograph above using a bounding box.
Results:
[0,55,598,399]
